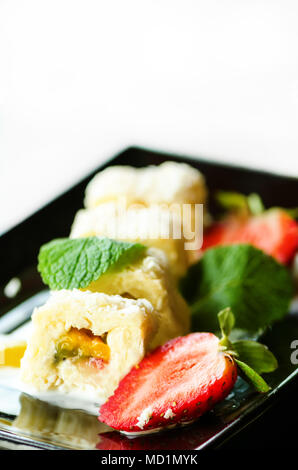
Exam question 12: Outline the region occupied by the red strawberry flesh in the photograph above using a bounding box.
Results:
[99,333,237,433]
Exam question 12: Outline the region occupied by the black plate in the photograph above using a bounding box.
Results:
[0,146,297,450]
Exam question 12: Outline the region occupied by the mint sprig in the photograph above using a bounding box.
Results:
[38,237,146,290]
[218,308,277,393]
[180,244,293,335]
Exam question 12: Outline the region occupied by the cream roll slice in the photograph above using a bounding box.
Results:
[81,248,190,349]
[84,162,207,210]
[21,290,159,404]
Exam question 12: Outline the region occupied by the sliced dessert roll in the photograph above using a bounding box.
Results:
[84,162,207,210]
[21,290,160,404]
[81,248,190,348]
[70,204,189,278]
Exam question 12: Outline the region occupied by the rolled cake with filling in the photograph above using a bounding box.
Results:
[70,204,189,278]
[21,290,160,404]
[84,162,207,210]
[81,248,190,348]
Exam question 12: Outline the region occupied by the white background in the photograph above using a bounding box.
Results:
[1,0,298,234]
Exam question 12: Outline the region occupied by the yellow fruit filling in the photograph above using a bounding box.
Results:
[55,328,110,364]
[0,342,27,368]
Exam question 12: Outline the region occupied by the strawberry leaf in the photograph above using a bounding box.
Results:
[215,191,248,212]
[235,359,271,393]
[246,193,265,215]
[216,190,298,219]
[218,308,235,338]
[215,190,265,216]
[232,340,278,374]
[217,309,277,393]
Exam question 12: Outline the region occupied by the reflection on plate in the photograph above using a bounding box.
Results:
[11,394,111,450]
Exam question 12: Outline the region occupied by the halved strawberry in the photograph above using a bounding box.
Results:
[99,309,277,434]
[202,210,298,264]
[99,332,237,433]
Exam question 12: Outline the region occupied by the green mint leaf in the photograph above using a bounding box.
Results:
[235,359,271,393]
[38,237,146,290]
[218,308,235,338]
[180,244,293,334]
